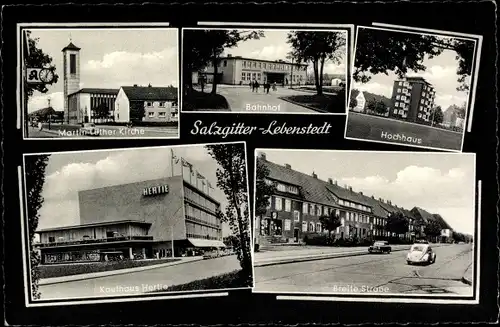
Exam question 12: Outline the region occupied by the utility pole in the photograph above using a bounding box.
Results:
[48,98,51,130]
[171,226,175,258]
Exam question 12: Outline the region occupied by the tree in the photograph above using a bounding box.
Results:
[129,101,145,122]
[92,102,111,122]
[287,31,346,96]
[319,212,342,237]
[353,29,474,91]
[205,144,252,286]
[431,105,444,125]
[25,154,50,300]
[224,235,240,248]
[385,212,409,237]
[255,159,276,217]
[424,219,442,241]
[349,96,358,110]
[24,31,59,99]
[183,29,264,94]
[374,100,388,115]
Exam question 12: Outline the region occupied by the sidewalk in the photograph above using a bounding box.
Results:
[462,263,473,285]
[39,257,203,286]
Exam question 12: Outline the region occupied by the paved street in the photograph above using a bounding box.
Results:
[38,255,241,300]
[26,124,179,139]
[255,244,473,295]
[198,85,317,113]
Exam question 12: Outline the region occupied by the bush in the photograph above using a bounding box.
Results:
[163,269,250,292]
[94,121,178,127]
[303,233,335,246]
[183,90,230,110]
[254,244,260,252]
[39,258,180,279]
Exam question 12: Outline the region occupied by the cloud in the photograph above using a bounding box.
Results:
[38,146,235,230]
[247,45,290,61]
[339,165,472,231]
[82,47,179,88]
[353,81,393,98]
[28,92,64,113]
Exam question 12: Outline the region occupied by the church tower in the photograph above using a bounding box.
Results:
[62,41,81,123]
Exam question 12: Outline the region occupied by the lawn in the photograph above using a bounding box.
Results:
[155,269,252,292]
[346,112,463,151]
[182,89,230,111]
[279,93,345,113]
[38,258,181,279]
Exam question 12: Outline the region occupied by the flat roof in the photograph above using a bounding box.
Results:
[220,56,308,66]
[37,219,151,233]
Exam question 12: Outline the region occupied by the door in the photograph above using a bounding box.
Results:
[294,228,299,242]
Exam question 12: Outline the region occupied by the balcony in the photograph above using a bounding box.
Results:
[186,233,220,241]
[36,235,154,248]
[184,197,218,216]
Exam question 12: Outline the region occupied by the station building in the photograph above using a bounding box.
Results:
[62,41,178,125]
[256,153,452,246]
[36,168,224,264]
[194,54,308,86]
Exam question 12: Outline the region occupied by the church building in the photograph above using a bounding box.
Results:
[62,41,178,124]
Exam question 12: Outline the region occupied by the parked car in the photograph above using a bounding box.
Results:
[80,123,100,136]
[368,240,392,254]
[415,239,429,244]
[406,243,436,265]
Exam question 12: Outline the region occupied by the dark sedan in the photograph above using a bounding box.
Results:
[368,241,392,254]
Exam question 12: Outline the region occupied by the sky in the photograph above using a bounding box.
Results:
[26,28,179,113]
[219,29,347,77]
[32,144,250,237]
[352,28,476,110]
[259,150,476,235]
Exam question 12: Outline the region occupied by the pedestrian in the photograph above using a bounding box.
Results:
[38,121,43,131]
[249,80,253,91]
[265,82,270,94]
[254,81,260,92]
[272,82,277,91]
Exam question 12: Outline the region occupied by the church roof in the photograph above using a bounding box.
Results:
[68,88,119,97]
[62,42,81,52]
[121,85,178,101]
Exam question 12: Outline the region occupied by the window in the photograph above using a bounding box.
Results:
[302,221,308,232]
[293,210,300,222]
[401,96,406,101]
[147,102,153,107]
[159,102,165,107]
[396,95,400,100]
[309,222,315,232]
[266,197,272,209]
[398,81,403,86]
[241,72,246,81]
[397,88,402,93]
[302,202,308,214]
[158,112,166,118]
[418,113,422,118]
[393,109,398,114]
[277,184,286,192]
[257,73,261,80]
[284,219,291,231]
[275,197,282,211]
[309,204,315,215]
[316,223,322,233]
[398,110,404,115]
[223,60,227,67]
[285,199,291,212]
[70,54,76,74]
[48,236,55,243]
[421,99,425,104]
[339,199,344,206]
[148,112,155,118]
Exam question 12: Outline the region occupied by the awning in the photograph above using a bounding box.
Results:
[187,238,226,248]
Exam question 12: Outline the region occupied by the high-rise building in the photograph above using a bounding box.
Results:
[389,76,436,123]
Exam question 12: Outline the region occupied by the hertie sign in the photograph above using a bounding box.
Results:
[143,185,169,196]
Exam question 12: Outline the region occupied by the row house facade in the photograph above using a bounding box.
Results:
[256,153,438,245]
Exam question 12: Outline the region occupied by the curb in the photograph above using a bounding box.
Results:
[277,96,330,113]
[461,263,473,286]
[39,258,204,286]
[254,247,409,267]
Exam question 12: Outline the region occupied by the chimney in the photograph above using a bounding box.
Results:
[371,195,375,199]
[148,83,152,87]
[284,164,291,169]
[359,191,363,195]
[312,172,318,179]
[328,178,333,184]
[133,84,138,87]
[388,200,392,205]
[349,186,353,192]
[379,198,384,203]
[335,180,338,185]
[227,54,232,57]
[259,152,267,161]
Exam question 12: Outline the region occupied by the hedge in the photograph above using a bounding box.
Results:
[38,258,181,279]
[162,269,250,292]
